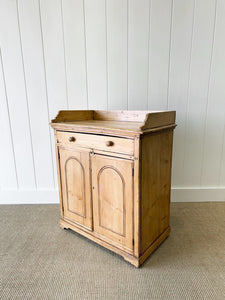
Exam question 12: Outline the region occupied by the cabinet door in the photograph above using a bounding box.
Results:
[59,147,92,230]
[91,154,134,251]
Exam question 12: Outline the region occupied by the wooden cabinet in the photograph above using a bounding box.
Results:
[51,110,176,267]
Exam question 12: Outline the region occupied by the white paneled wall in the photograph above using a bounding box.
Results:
[0,0,225,203]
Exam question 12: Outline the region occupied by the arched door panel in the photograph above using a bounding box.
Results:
[59,148,92,230]
[92,154,133,251]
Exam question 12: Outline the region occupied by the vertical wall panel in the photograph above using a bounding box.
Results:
[0,0,36,189]
[62,0,88,109]
[128,0,149,110]
[40,0,68,119]
[107,0,128,110]
[201,0,225,186]
[168,0,195,187]
[1,0,225,203]
[148,0,172,110]
[40,0,69,187]
[17,0,54,189]
[82,0,107,109]
[183,0,217,186]
[84,0,107,110]
[0,51,18,190]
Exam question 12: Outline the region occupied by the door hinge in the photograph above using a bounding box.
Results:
[132,238,134,246]
[132,168,134,177]
[58,151,60,160]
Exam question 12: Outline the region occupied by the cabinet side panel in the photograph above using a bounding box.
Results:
[141,130,173,254]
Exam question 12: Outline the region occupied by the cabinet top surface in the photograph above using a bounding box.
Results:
[50,110,176,135]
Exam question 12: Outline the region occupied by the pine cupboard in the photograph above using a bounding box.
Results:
[51,110,176,267]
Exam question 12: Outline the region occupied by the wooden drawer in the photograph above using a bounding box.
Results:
[56,131,134,155]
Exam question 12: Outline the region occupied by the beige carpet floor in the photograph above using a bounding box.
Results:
[0,202,225,299]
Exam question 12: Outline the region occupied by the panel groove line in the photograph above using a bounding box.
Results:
[106,0,128,110]
[146,0,152,110]
[183,0,217,186]
[60,0,69,110]
[126,0,129,110]
[128,0,150,110]
[0,0,36,189]
[200,0,218,186]
[181,0,196,184]
[83,0,108,109]
[17,0,55,189]
[39,0,70,190]
[0,49,19,189]
[166,0,174,110]
[105,0,109,110]
[38,0,56,188]
[61,0,88,109]
[82,0,89,109]
[16,0,37,189]
[168,0,196,187]
[148,0,173,110]
[201,0,225,186]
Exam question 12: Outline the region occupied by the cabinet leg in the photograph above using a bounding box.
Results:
[60,219,69,230]
[123,255,140,268]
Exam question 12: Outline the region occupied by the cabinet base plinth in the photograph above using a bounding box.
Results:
[59,218,170,268]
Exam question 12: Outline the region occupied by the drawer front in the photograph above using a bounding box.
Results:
[56,131,134,155]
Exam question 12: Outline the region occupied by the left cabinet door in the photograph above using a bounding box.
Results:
[58,147,92,230]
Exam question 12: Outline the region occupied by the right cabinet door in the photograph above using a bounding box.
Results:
[91,154,134,252]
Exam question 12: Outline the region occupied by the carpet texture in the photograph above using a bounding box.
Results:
[1,202,225,299]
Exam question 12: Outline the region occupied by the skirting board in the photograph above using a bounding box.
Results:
[0,190,59,204]
[0,188,225,204]
[171,188,225,202]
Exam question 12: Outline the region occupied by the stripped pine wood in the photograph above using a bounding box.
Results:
[59,147,92,230]
[92,154,134,251]
[140,130,173,254]
[52,110,176,128]
[56,131,134,155]
[51,110,176,266]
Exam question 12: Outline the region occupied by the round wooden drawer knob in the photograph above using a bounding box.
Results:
[69,136,76,142]
[106,141,114,147]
